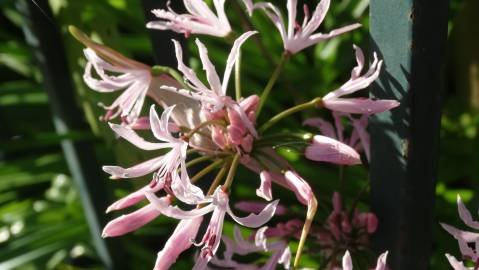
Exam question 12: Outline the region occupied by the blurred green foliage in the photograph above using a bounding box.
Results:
[0,0,477,269]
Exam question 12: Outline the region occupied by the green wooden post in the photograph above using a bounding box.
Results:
[369,0,448,269]
[18,1,125,268]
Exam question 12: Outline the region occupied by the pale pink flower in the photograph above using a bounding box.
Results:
[147,0,231,38]
[208,226,291,270]
[322,45,399,114]
[252,0,361,54]
[103,105,205,205]
[441,195,479,269]
[154,216,204,270]
[305,135,361,165]
[83,48,153,124]
[162,31,259,139]
[144,187,279,269]
[340,251,388,270]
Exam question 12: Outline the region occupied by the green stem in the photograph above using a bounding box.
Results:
[259,97,323,133]
[207,162,229,196]
[222,153,241,191]
[257,52,290,117]
[235,50,242,101]
[191,159,224,183]
[185,155,214,169]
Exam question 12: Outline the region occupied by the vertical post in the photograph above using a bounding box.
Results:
[369,0,448,269]
[18,1,125,269]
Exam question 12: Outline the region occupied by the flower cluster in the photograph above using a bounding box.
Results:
[71,0,400,269]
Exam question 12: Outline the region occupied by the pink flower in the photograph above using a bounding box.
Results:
[209,226,291,270]
[147,0,231,38]
[305,135,361,165]
[144,187,279,269]
[103,105,205,205]
[442,195,479,269]
[322,45,399,114]
[252,0,361,54]
[235,201,288,216]
[154,216,203,270]
[340,251,388,270]
[83,48,153,124]
[162,32,259,139]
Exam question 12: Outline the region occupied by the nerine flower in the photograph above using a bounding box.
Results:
[145,187,279,269]
[70,26,184,126]
[147,0,232,38]
[208,226,291,270]
[441,195,479,269]
[251,0,361,54]
[162,31,259,140]
[103,105,205,205]
[322,46,399,114]
[83,48,152,124]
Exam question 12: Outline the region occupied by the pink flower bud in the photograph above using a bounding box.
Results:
[102,203,161,238]
[305,135,361,165]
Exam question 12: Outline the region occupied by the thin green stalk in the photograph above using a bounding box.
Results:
[191,159,224,183]
[185,155,213,168]
[235,50,242,101]
[257,52,290,117]
[207,162,229,196]
[222,153,241,191]
[259,97,323,133]
[294,196,318,268]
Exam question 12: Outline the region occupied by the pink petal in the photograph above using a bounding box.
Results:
[302,0,330,35]
[303,117,337,139]
[154,217,203,270]
[109,123,170,150]
[102,204,160,238]
[106,181,163,212]
[284,171,313,205]
[227,200,279,228]
[375,251,389,270]
[305,135,361,165]
[256,171,273,201]
[457,195,479,230]
[145,191,214,219]
[342,251,353,270]
[235,201,288,216]
[196,38,222,94]
[445,254,471,270]
[103,155,165,179]
[222,31,257,95]
[323,98,400,115]
[441,223,477,259]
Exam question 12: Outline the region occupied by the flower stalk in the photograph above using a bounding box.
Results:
[257,52,291,116]
[259,97,323,133]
